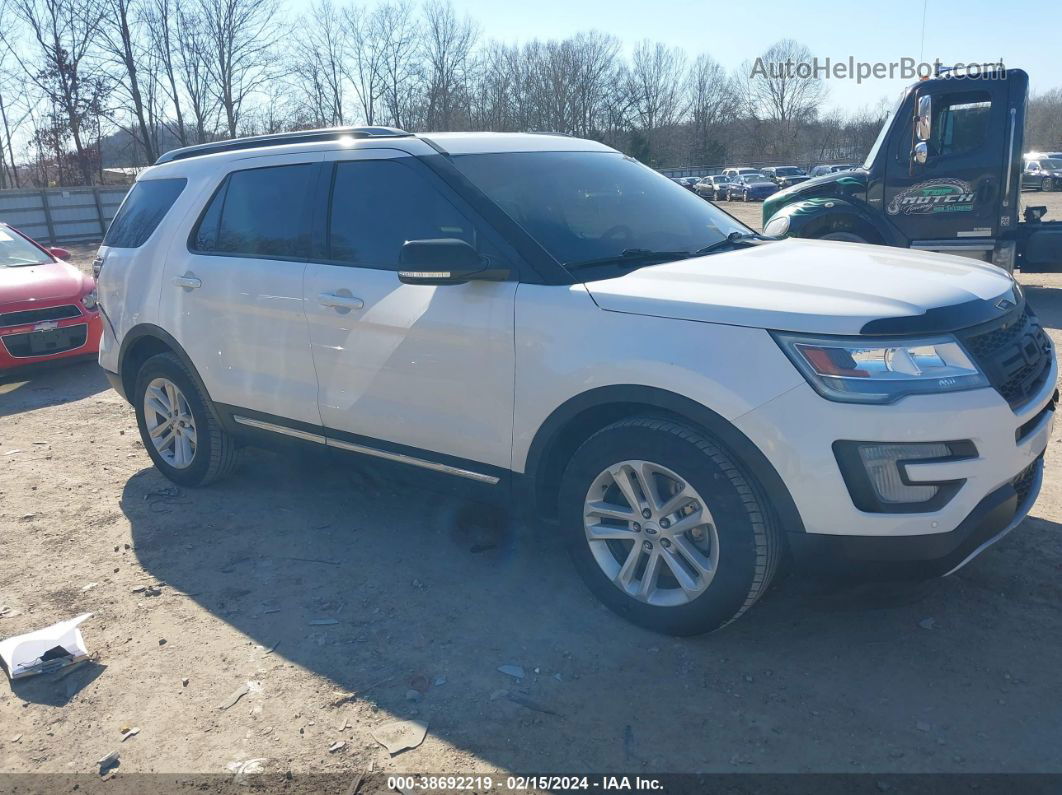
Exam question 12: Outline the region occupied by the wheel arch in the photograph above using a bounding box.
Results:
[118,324,213,410]
[520,385,805,536]
[769,199,893,245]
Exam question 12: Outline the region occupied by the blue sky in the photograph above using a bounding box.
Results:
[288,0,1058,114]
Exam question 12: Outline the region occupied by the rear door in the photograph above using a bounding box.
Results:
[161,153,324,426]
[303,148,517,473]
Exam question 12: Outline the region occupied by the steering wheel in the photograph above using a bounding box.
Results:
[600,224,633,241]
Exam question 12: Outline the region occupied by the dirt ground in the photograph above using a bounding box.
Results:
[1,193,1062,781]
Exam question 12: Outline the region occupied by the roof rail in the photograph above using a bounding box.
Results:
[154,126,413,165]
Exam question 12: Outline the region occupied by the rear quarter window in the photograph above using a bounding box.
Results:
[104,178,187,248]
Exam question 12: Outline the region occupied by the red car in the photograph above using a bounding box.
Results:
[0,224,101,373]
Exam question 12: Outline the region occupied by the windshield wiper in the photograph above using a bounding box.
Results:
[693,232,773,257]
[564,248,691,271]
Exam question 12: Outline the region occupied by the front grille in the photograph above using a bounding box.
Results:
[1012,456,1042,507]
[0,304,81,329]
[958,305,1053,410]
[1,323,87,358]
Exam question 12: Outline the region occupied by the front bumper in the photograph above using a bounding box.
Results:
[788,454,1043,578]
[0,309,102,371]
[732,351,1057,563]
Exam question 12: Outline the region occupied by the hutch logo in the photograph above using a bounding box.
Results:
[886,179,976,216]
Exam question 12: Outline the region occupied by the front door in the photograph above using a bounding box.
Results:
[303,148,517,473]
[883,86,1006,243]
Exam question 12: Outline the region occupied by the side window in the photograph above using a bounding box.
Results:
[104,178,186,248]
[327,159,479,270]
[932,91,991,158]
[190,163,315,258]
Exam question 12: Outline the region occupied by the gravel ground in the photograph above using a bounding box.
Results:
[1,194,1061,780]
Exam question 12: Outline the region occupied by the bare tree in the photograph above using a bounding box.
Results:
[196,0,281,137]
[421,0,477,130]
[344,3,383,125]
[290,0,346,126]
[740,39,826,139]
[687,53,734,162]
[100,0,158,162]
[2,0,109,183]
[627,40,687,163]
[1026,87,1062,151]
[370,0,419,128]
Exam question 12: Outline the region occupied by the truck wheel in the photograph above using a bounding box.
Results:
[819,231,869,243]
[1042,177,1054,192]
[559,417,782,635]
[133,352,240,487]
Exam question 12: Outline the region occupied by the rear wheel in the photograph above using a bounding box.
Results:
[1042,177,1054,192]
[133,352,239,486]
[559,417,782,635]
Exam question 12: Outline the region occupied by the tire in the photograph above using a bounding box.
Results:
[819,231,869,243]
[1042,177,1054,192]
[133,352,239,487]
[559,417,782,635]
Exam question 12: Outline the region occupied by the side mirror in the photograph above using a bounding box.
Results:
[49,246,71,261]
[398,238,505,285]
[913,142,928,165]
[915,94,932,141]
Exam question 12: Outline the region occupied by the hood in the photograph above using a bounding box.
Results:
[583,238,1015,335]
[0,260,89,307]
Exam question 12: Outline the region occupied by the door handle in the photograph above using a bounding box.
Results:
[318,292,364,310]
[173,274,202,289]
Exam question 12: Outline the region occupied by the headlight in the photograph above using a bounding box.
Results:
[81,288,98,310]
[773,332,989,404]
[763,215,790,237]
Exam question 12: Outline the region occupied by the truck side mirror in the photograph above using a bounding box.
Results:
[913,142,928,165]
[915,95,932,141]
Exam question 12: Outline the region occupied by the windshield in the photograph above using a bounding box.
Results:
[0,227,52,267]
[776,167,802,175]
[863,92,905,169]
[1043,159,1062,169]
[450,151,749,271]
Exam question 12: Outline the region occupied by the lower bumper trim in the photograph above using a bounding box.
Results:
[788,456,1044,579]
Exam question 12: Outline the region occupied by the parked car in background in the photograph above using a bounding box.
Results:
[808,164,858,177]
[671,177,698,192]
[693,175,731,200]
[724,173,780,201]
[761,166,809,189]
[0,224,101,373]
[721,167,765,181]
[1022,157,1062,191]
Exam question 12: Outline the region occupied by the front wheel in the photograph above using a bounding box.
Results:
[133,352,239,487]
[818,231,869,243]
[559,417,782,635]
[1042,177,1054,192]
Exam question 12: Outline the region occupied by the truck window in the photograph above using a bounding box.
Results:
[932,91,991,157]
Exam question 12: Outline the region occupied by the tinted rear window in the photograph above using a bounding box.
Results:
[104,178,186,248]
[191,164,315,258]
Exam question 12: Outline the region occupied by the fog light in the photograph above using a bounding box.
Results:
[857,443,949,503]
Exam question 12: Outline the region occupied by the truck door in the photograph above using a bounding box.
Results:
[883,83,1007,254]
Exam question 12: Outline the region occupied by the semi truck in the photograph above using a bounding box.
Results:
[761,67,1062,272]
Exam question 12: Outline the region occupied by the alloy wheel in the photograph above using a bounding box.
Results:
[583,459,719,607]
[143,376,197,469]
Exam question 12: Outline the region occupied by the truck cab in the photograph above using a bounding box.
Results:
[762,68,1062,272]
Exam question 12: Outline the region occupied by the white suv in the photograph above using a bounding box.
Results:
[96,128,1057,635]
